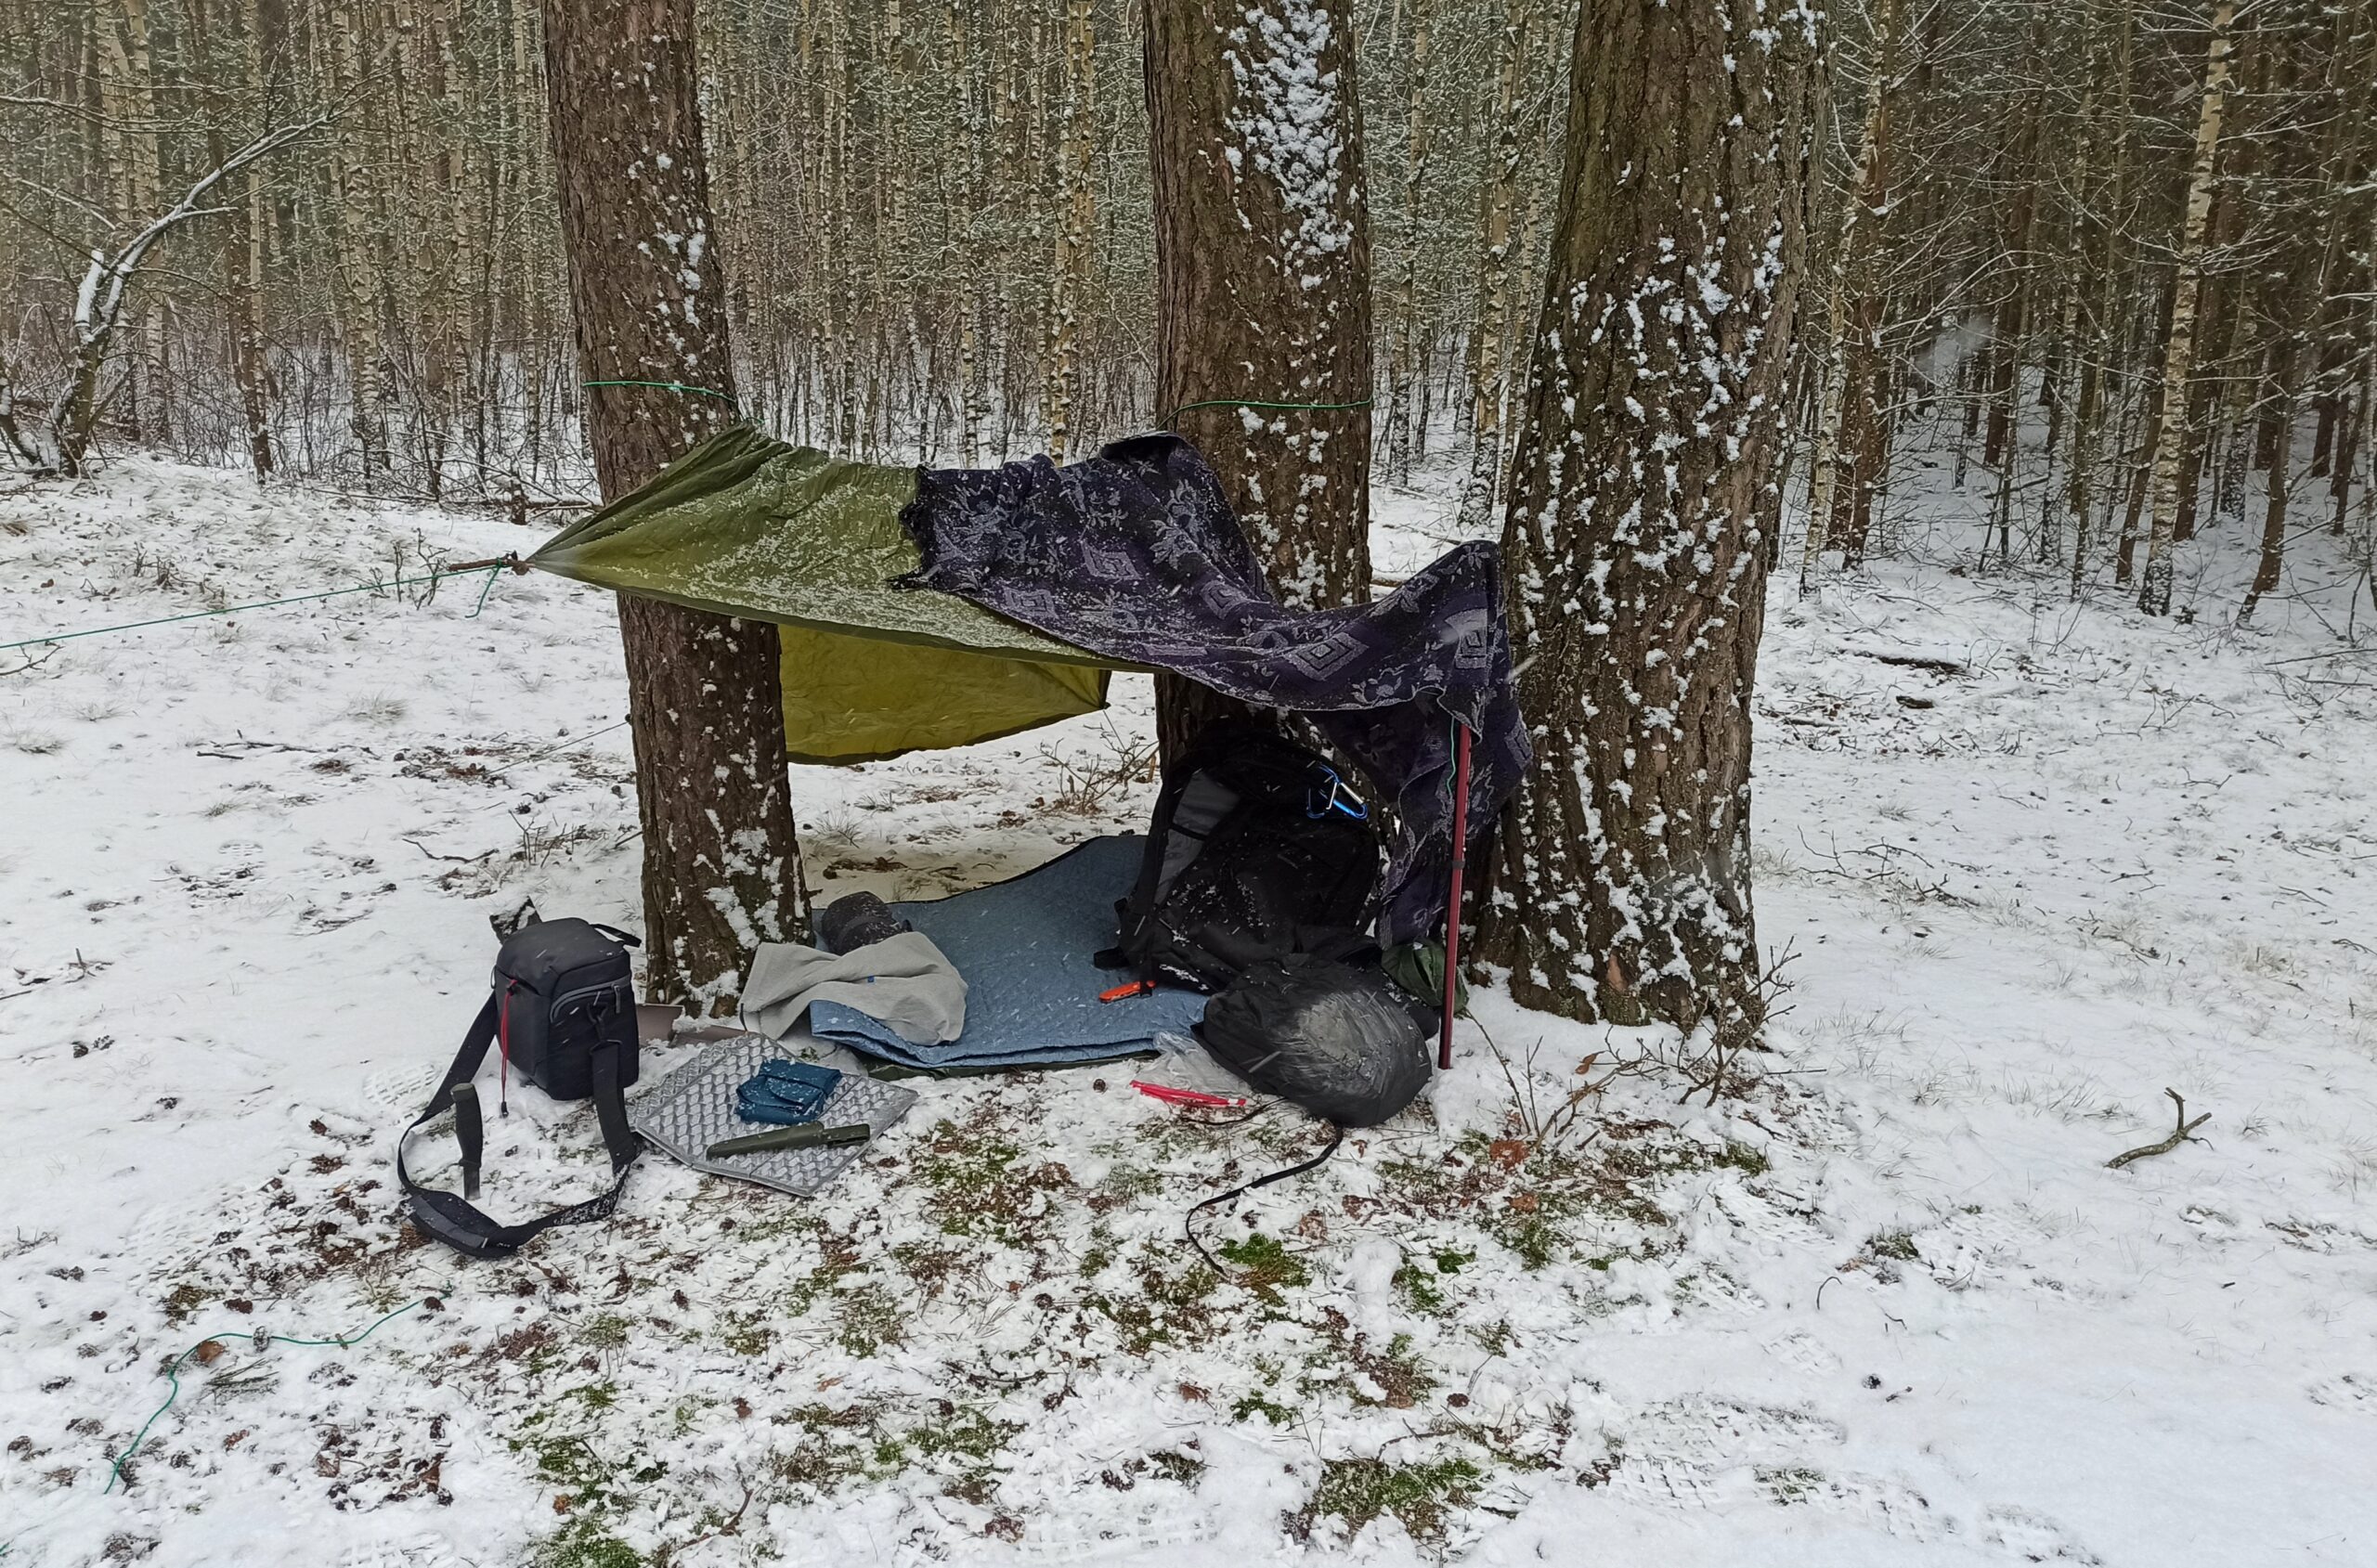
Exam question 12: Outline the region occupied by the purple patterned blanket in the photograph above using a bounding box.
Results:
[901,434,1528,943]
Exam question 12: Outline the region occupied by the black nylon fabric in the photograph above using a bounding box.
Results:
[1106,725,1381,991]
[901,433,1529,944]
[1197,954,1432,1127]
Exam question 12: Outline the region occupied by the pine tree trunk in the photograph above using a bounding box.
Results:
[114,0,171,449]
[2335,369,2368,538]
[953,0,983,466]
[1142,0,1375,759]
[2037,273,2080,562]
[1984,74,2041,473]
[206,0,277,476]
[541,0,806,1010]
[2241,330,2299,623]
[1044,0,1096,461]
[1385,10,1431,486]
[1839,323,1889,565]
[1473,0,1818,1033]
[2139,2,2238,616]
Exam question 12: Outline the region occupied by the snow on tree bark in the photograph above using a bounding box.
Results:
[1473,0,1821,1033]
[1143,0,1374,759]
[542,0,805,1011]
[1045,0,1098,462]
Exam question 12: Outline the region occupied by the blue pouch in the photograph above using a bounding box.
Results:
[757,1058,842,1093]
[733,1058,842,1125]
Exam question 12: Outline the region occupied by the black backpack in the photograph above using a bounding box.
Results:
[398,918,643,1258]
[1098,726,1380,992]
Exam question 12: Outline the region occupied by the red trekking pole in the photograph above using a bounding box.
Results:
[1438,721,1472,1071]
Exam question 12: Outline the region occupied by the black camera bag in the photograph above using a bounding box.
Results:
[398,919,644,1257]
[486,918,643,1101]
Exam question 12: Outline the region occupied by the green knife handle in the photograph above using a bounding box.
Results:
[706,1121,872,1158]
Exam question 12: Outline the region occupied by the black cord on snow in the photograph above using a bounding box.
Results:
[1183,1120,1344,1278]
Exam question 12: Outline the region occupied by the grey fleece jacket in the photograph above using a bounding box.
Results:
[738,931,968,1045]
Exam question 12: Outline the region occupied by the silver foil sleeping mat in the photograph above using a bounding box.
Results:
[630,1034,917,1197]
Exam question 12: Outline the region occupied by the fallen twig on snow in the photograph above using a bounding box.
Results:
[400,836,490,865]
[2106,1088,2211,1170]
[2,641,62,678]
[1852,649,1968,676]
[196,736,335,757]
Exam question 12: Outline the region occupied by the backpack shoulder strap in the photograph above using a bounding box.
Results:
[397,997,638,1258]
[1097,749,1208,970]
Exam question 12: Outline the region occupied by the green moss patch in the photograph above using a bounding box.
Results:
[1293,1455,1484,1542]
[533,1517,642,1568]
[912,1110,1076,1245]
[1214,1231,1311,1300]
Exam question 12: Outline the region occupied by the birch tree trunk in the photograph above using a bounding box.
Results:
[325,0,390,476]
[1473,0,1818,1033]
[2138,2,2237,617]
[1143,0,1375,759]
[2068,6,2125,593]
[542,0,807,1010]
[1799,0,1897,592]
[1452,0,1528,535]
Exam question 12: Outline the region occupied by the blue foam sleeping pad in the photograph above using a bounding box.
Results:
[807,835,1205,1069]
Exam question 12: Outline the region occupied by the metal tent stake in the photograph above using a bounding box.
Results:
[1439,721,1473,1071]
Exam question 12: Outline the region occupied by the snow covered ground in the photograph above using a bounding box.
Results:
[4,447,2376,1567]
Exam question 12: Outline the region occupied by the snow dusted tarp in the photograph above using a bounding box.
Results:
[529,426,1113,763]
[903,434,1528,943]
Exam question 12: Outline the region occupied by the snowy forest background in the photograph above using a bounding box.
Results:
[5,0,2373,616]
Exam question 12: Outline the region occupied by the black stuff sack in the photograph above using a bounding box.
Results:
[816,890,914,954]
[1196,953,1430,1127]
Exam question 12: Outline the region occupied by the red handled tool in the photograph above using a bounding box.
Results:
[1130,1081,1249,1109]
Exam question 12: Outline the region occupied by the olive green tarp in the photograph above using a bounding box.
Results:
[529,426,1125,764]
